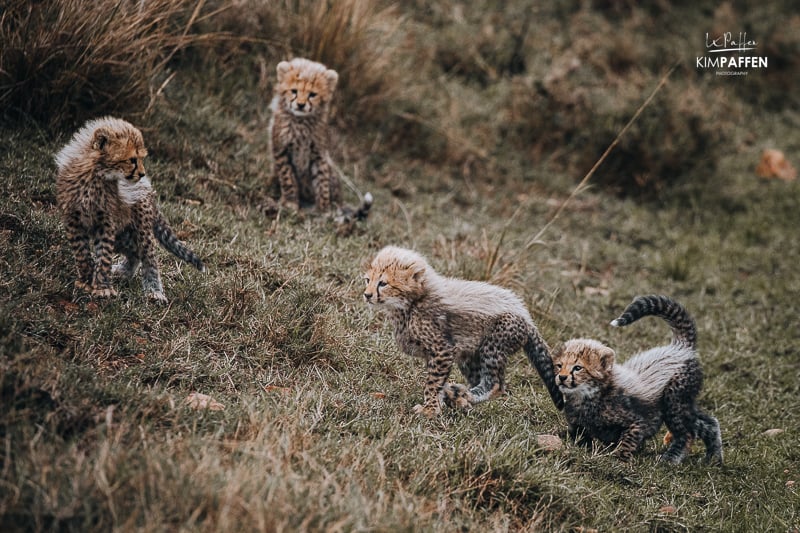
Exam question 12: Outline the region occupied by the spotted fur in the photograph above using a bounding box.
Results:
[268,57,341,211]
[553,295,722,464]
[268,58,372,227]
[55,116,206,303]
[363,246,563,418]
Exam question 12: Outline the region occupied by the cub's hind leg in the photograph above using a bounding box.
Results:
[468,314,527,403]
[131,205,166,302]
[112,226,141,279]
[661,361,703,464]
[695,410,723,464]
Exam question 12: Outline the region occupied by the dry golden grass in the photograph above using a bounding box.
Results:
[0,0,212,127]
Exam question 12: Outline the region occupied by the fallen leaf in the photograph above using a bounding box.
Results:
[756,149,797,181]
[762,428,785,437]
[659,505,678,514]
[185,392,225,411]
[536,434,563,451]
[371,392,387,399]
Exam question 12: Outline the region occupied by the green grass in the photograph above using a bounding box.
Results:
[2,1,800,531]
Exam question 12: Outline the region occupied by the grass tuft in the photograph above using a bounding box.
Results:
[0,0,207,128]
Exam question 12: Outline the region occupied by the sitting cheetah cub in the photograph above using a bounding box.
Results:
[553,295,723,464]
[363,246,563,418]
[55,116,206,302]
[268,57,371,223]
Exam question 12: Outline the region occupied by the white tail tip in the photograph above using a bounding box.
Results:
[610,319,621,327]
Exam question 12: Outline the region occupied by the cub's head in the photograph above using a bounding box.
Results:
[90,117,148,182]
[56,116,148,184]
[363,246,428,310]
[552,338,615,397]
[275,58,338,118]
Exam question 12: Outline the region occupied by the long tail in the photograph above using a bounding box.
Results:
[524,325,564,410]
[153,211,207,272]
[610,295,696,349]
[336,192,373,224]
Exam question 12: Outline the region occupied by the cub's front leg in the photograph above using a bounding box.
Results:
[615,422,645,462]
[413,347,456,419]
[90,217,118,298]
[310,151,340,211]
[273,146,300,210]
[567,423,593,448]
[64,213,94,292]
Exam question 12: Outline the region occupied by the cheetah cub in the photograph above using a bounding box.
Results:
[55,116,206,302]
[553,295,722,464]
[363,246,563,418]
[268,57,371,222]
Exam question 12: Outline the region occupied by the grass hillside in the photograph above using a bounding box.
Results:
[1,1,798,531]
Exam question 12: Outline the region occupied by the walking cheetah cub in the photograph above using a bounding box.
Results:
[363,246,563,418]
[55,116,206,302]
[268,57,371,222]
[553,295,722,464]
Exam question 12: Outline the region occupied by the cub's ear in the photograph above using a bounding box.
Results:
[324,69,339,91]
[360,257,373,273]
[551,345,563,362]
[276,61,292,82]
[598,346,616,370]
[410,262,426,282]
[92,127,111,151]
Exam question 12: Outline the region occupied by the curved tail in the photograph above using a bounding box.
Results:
[336,192,373,224]
[153,211,207,272]
[610,295,696,349]
[524,325,564,410]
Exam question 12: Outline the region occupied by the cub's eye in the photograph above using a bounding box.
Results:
[554,363,562,370]
[309,92,317,98]
[377,281,387,288]
[573,365,583,372]
[364,277,370,285]
[291,89,297,95]
[130,158,137,165]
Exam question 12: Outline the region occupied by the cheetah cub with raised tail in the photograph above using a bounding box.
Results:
[56,116,206,303]
[553,295,722,464]
[363,246,563,418]
[269,58,371,221]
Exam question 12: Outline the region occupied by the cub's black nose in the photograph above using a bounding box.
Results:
[558,375,567,383]
[364,293,373,301]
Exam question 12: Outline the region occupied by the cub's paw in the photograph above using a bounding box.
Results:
[74,280,92,292]
[441,383,473,410]
[147,291,168,304]
[614,449,634,462]
[412,403,440,419]
[91,287,118,298]
[112,261,137,279]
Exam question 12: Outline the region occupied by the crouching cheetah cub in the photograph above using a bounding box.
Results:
[363,246,563,418]
[553,295,723,464]
[268,57,371,223]
[55,116,206,303]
